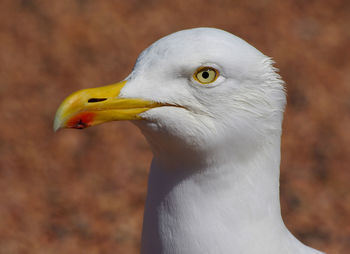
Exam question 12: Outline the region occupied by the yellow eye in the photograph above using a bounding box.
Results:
[194,67,218,84]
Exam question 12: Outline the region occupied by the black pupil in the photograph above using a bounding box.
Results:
[202,71,209,79]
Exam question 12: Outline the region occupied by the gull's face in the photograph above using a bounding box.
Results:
[54,28,285,155]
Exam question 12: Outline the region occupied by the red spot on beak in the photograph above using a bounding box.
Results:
[66,112,95,129]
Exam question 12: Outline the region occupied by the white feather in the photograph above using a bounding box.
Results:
[120,28,324,254]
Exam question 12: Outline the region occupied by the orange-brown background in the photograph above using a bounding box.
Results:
[0,0,349,253]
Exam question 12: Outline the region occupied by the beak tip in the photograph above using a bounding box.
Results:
[53,114,63,132]
[53,125,60,132]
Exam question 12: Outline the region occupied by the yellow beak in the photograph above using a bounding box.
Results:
[53,81,160,131]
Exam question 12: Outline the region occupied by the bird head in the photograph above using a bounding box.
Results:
[54,28,285,165]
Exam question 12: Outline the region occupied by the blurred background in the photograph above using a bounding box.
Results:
[0,0,349,253]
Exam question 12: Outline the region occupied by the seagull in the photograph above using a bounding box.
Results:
[54,28,325,254]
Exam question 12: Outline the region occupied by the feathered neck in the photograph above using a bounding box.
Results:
[139,133,308,254]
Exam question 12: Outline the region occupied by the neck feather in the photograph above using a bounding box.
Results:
[140,135,304,253]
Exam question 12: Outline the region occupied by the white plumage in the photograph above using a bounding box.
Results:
[55,27,325,254]
[123,28,324,254]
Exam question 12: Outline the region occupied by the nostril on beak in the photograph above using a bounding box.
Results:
[88,98,107,103]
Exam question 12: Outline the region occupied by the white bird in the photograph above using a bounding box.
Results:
[54,28,325,254]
